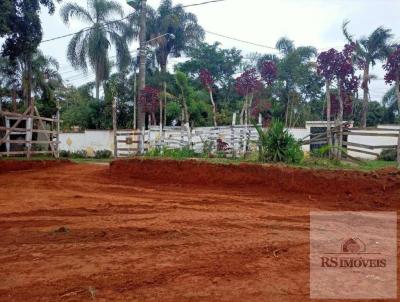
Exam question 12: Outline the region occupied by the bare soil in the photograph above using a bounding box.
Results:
[0,159,399,302]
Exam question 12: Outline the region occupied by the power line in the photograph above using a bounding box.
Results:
[41,13,134,44]
[41,0,226,44]
[182,0,225,8]
[205,30,279,50]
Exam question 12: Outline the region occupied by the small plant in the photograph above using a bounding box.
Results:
[202,140,214,156]
[146,147,198,159]
[94,150,112,159]
[70,150,88,159]
[255,120,303,164]
[59,150,71,158]
[379,149,397,161]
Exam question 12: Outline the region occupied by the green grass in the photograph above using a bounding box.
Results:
[1,153,398,171]
[69,158,113,164]
[357,160,397,171]
[0,155,56,161]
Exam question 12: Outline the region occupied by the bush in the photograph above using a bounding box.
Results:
[379,149,397,161]
[70,150,88,159]
[255,120,303,164]
[59,150,71,158]
[146,146,198,159]
[94,150,113,159]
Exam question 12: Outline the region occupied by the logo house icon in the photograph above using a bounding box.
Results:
[341,238,366,254]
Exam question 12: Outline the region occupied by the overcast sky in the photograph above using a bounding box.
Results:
[39,0,400,101]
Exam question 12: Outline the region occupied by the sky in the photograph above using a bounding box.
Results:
[38,0,400,102]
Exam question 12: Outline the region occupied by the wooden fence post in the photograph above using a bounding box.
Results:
[56,101,60,159]
[140,126,145,155]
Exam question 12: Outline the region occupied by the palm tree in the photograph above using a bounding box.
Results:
[60,0,131,100]
[129,0,204,73]
[0,51,62,111]
[343,21,393,128]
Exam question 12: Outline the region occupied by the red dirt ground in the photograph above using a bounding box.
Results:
[0,159,399,302]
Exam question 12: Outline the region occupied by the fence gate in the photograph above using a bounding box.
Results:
[0,105,60,158]
[115,129,146,157]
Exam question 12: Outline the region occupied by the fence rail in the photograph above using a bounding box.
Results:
[0,105,60,158]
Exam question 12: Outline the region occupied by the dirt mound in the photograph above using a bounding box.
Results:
[110,159,400,196]
[0,160,71,174]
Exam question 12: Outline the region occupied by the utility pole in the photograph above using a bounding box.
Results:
[112,96,117,158]
[133,65,137,129]
[137,0,147,130]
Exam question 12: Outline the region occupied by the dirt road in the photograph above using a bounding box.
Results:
[0,160,399,301]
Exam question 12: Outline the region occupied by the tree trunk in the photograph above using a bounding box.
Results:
[284,92,291,127]
[337,86,344,161]
[95,80,100,101]
[26,56,33,107]
[247,94,254,126]
[182,97,189,125]
[12,86,17,112]
[163,81,167,127]
[137,0,148,130]
[325,81,333,159]
[240,97,247,125]
[395,78,400,169]
[361,65,370,128]
[209,89,217,127]
[160,63,167,74]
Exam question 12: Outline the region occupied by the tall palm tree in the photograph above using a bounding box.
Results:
[129,0,205,73]
[60,0,131,100]
[343,21,393,128]
[0,51,62,110]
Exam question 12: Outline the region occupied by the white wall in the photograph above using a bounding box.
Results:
[59,130,114,156]
[59,124,399,160]
[347,129,398,160]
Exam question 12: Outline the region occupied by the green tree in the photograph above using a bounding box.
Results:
[0,0,12,36]
[178,42,243,104]
[174,71,191,125]
[0,50,62,114]
[1,0,61,106]
[60,83,112,130]
[130,0,204,73]
[149,0,204,73]
[264,37,320,127]
[60,0,131,100]
[343,21,393,128]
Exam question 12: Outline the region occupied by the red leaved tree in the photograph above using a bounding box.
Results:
[235,68,263,125]
[199,69,218,127]
[383,46,400,167]
[138,86,160,126]
[317,43,359,159]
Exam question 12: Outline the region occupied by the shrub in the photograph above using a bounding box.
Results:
[379,149,397,161]
[70,150,88,159]
[94,150,113,159]
[146,146,198,159]
[59,150,71,158]
[255,120,304,164]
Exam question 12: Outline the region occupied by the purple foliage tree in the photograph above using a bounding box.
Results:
[199,69,218,127]
[317,43,359,159]
[383,46,400,167]
[259,60,278,86]
[139,86,160,125]
[235,68,263,125]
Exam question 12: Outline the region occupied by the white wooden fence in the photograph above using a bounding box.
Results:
[58,123,399,160]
